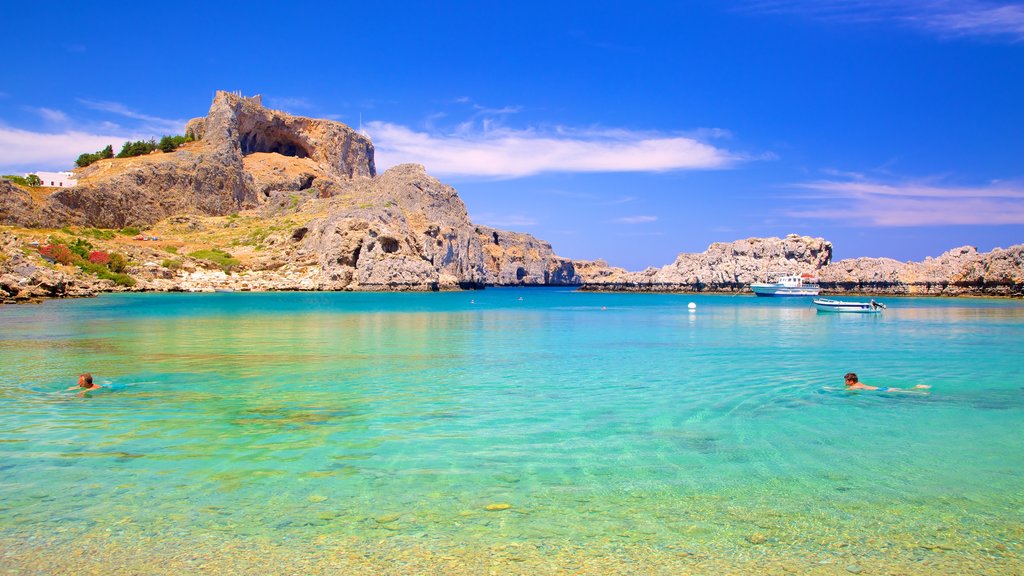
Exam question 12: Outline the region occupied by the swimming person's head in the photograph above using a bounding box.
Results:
[78,373,93,387]
[844,372,858,386]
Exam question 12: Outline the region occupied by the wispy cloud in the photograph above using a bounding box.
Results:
[469,213,539,228]
[76,98,185,134]
[31,107,70,125]
[615,215,658,224]
[743,0,1024,41]
[368,121,740,178]
[266,96,315,112]
[787,177,1024,225]
[0,127,131,172]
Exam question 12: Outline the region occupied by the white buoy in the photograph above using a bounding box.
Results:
[688,302,697,310]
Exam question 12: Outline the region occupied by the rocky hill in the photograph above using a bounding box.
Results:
[0,92,582,297]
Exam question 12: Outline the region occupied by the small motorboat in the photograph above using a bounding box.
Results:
[751,273,821,297]
[813,298,885,313]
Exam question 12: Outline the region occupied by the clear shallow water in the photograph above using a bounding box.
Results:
[1,290,1022,568]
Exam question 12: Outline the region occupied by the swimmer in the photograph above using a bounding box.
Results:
[844,372,930,392]
[65,373,103,397]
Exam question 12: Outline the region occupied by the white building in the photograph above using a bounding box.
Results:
[27,171,77,188]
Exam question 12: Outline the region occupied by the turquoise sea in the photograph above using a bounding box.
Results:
[0,290,1021,573]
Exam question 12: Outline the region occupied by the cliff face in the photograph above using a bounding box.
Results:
[475,226,579,285]
[186,93,374,180]
[10,92,377,229]
[292,164,489,290]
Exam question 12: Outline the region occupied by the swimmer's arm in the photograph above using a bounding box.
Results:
[64,386,80,391]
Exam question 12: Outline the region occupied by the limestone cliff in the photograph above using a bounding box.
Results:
[582,235,832,292]
[475,226,579,285]
[10,91,376,229]
[820,244,1024,296]
[579,235,1022,296]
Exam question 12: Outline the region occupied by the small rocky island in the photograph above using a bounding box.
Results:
[1,92,1021,303]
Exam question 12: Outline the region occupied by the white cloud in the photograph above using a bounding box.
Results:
[743,0,1024,40]
[787,178,1024,226]
[76,99,185,134]
[615,215,658,224]
[368,121,738,178]
[0,127,132,172]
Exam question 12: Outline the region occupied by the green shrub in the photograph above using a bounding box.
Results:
[119,226,142,236]
[116,139,157,158]
[75,144,114,168]
[108,252,129,273]
[82,228,116,240]
[189,248,240,273]
[78,261,135,286]
[163,245,178,254]
[25,174,41,187]
[67,238,93,259]
[162,258,182,270]
[158,135,189,153]
[2,175,29,186]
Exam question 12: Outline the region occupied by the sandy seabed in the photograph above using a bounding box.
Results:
[2,534,1020,576]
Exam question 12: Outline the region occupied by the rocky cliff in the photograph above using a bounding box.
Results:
[3,92,377,229]
[581,235,832,292]
[475,226,579,285]
[820,244,1024,296]
[579,235,1022,297]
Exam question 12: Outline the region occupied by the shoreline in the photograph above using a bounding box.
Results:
[3,532,1019,575]
[4,282,1024,306]
[5,284,1024,306]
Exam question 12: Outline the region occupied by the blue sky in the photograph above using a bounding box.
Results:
[2,1,1023,269]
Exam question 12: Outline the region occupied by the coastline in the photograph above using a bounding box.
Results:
[577,282,1024,298]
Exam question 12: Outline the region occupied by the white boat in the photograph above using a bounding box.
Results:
[813,298,885,313]
[750,274,820,297]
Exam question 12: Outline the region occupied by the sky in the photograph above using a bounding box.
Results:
[2,1,1023,269]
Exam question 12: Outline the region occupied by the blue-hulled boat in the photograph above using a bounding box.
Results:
[813,298,885,313]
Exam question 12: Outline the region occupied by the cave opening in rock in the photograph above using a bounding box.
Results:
[380,237,400,254]
[240,129,311,158]
[516,267,527,281]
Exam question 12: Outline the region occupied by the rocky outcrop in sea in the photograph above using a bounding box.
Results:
[819,244,1024,296]
[579,235,1023,297]
[579,235,833,292]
